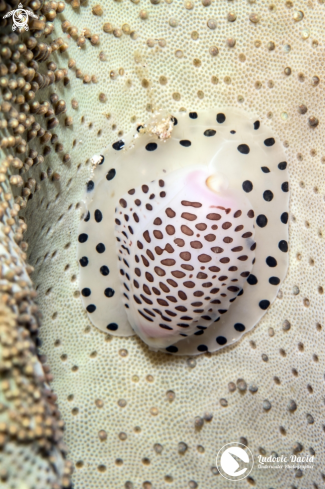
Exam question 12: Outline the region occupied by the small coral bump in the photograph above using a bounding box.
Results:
[9,175,24,188]
[65,116,73,127]
[52,172,61,181]
[308,116,319,127]
[103,22,113,33]
[92,4,103,15]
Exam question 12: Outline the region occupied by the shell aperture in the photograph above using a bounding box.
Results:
[77,109,289,355]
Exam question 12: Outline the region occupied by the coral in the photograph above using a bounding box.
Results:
[0,212,72,488]
[0,0,325,487]
[0,0,72,486]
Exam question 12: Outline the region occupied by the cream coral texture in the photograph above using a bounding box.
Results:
[22,0,325,487]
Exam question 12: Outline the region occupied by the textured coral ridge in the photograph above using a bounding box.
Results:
[0,0,324,486]
[0,212,72,488]
[78,110,289,355]
[0,0,74,484]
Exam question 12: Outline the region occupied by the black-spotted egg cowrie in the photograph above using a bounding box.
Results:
[78,109,289,355]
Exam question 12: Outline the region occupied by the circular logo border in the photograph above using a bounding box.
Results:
[13,9,28,28]
[216,442,254,481]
